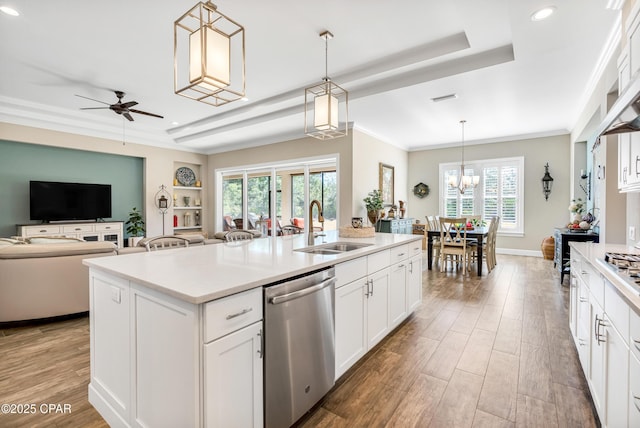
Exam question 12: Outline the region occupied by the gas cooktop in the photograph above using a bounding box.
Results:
[601,252,640,295]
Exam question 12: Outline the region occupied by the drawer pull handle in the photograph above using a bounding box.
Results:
[226,307,253,320]
[397,253,405,257]
[579,298,588,303]
[39,230,47,233]
[75,228,81,231]
[257,329,263,359]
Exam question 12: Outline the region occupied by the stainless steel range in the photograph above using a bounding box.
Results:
[601,252,640,295]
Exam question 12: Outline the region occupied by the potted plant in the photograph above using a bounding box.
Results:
[126,207,145,247]
[363,189,384,225]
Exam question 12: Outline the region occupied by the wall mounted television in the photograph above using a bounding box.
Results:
[30,181,112,222]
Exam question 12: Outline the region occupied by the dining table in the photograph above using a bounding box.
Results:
[426,226,490,276]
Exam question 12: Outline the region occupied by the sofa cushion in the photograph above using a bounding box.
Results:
[0,241,116,259]
[0,238,26,247]
[27,236,86,244]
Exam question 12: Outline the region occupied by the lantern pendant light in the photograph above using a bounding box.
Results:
[448,120,480,194]
[174,1,245,107]
[304,31,348,140]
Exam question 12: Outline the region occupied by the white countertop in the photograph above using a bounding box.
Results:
[83,230,421,304]
[569,241,640,312]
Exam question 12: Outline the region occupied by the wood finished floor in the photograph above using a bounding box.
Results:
[0,254,598,427]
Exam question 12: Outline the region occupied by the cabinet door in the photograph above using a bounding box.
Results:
[204,322,263,428]
[630,133,640,186]
[569,273,578,340]
[630,354,640,428]
[576,281,591,374]
[407,254,422,312]
[367,267,390,348]
[335,280,367,380]
[619,133,631,189]
[389,261,407,329]
[589,298,605,418]
[604,317,629,428]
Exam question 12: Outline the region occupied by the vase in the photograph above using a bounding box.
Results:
[367,210,381,225]
[571,213,581,223]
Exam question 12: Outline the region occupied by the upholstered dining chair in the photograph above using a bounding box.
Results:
[438,217,476,274]
[224,230,255,242]
[144,235,190,252]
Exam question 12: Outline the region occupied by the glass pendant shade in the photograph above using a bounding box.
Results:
[314,92,339,130]
[175,1,245,107]
[189,26,230,91]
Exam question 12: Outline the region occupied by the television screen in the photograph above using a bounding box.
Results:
[30,181,112,222]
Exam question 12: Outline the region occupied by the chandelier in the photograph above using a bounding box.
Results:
[174,1,245,107]
[448,120,479,194]
[304,31,348,140]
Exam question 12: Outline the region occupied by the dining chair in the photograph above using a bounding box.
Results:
[439,217,475,274]
[223,215,236,231]
[224,230,255,242]
[426,215,441,266]
[485,216,500,272]
[281,225,303,235]
[145,235,190,252]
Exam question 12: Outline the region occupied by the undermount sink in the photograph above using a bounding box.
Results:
[295,242,373,255]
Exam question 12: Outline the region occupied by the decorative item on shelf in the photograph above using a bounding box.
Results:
[126,207,145,247]
[413,182,429,198]
[154,185,173,234]
[363,189,384,227]
[542,162,554,201]
[173,193,178,206]
[387,205,396,219]
[195,211,200,227]
[184,212,191,227]
[175,166,196,186]
[174,1,245,107]
[448,120,479,194]
[399,200,406,219]
[351,217,363,228]
[184,196,191,207]
[304,30,348,140]
[173,215,178,228]
[173,178,179,186]
[195,198,201,207]
[195,180,201,187]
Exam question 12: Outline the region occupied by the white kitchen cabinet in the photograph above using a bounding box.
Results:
[389,261,407,329]
[335,277,367,378]
[589,294,606,417]
[630,353,640,427]
[367,267,391,348]
[407,254,422,312]
[204,322,263,428]
[603,313,629,428]
[17,221,123,248]
[576,279,591,375]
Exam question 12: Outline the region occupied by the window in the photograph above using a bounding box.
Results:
[291,171,337,230]
[440,157,524,234]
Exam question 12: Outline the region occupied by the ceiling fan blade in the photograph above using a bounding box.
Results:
[121,101,138,109]
[80,107,110,110]
[75,94,110,105]
[123,112,134,122]
[129,109,164,119]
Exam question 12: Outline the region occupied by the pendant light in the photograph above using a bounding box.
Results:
[304,31,348,140]
[174,2,245,107]
[448,120,479,194]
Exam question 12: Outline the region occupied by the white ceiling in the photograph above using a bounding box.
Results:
[0,0,621,154]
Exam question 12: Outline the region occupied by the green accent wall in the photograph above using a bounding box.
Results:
[0,140,143,237]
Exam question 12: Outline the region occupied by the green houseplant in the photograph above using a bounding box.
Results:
[363,189,384,225]
[126,207,145,247]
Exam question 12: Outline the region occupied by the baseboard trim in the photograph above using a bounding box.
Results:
[495,248,542,258]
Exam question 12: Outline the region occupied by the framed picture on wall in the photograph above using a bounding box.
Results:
[379,163,394,206]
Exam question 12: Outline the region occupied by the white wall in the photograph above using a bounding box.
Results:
[408,134,571,253]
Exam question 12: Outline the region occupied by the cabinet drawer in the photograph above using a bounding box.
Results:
[408,240,422,256]
[579,262,603,307]
[63,224,94,233]
[631,308,640,362]
[390,244,409,262]
[204,288,262,343]
[368,249,390,275]
[335,257,367,289]
[96,223,122,232]
[24,225,61,236]
[604,279,630,344]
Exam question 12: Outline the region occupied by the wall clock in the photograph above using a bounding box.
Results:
[413,182,429,198]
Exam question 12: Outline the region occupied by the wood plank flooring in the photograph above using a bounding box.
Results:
[0,254,598,427]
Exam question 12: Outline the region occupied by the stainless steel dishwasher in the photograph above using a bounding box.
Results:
[264,267,335,428]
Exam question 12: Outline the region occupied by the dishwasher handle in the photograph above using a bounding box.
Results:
[269,277,335,305]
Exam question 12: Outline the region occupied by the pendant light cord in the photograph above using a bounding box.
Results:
[324,34,329,81]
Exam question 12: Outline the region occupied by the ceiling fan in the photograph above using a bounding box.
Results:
[76,90,163,121]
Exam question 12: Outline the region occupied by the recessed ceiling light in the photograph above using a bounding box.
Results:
[171,121,179,126]
[431,93,458,103]
[0,6,19,16]
[531,6,556,21]
[241,97,249,102]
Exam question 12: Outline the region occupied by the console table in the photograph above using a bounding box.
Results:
[553,227,599,284]
[378,218,414,234]
[17,221,124,248]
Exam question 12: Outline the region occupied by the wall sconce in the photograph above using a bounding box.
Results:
[541,163,554,201]
[155,185,172,234]
[579,169,591,200]
[174,1,245,107]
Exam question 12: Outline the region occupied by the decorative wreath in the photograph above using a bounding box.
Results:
[413,182,430,198]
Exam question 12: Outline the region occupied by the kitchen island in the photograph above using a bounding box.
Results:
[84,231,423,427]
